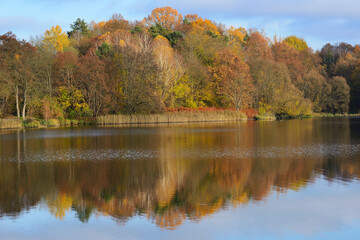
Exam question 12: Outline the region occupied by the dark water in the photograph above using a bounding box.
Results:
[1,118,360,239]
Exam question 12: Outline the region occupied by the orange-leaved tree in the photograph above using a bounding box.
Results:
[210,48,255,110]
[143,7,182,30]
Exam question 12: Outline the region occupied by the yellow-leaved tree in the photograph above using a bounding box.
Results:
[152,35,184,106]
[284,36,308,52]
[228,26,247,45]
[43,25,70,52]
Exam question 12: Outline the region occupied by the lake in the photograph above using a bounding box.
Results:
[1,118,360,239]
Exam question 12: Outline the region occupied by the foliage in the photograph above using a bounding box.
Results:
[95,42,112,57]
[75,54,111,116]
[1,7,360,120]
[284,36,308,52]
[0,32,38,119]
[210,48,255,110]
[68,18,90,38]
[148,23,183,46]
[43,25,70,52]
[91,14,130,34]
[326,76,350,113]
[143,7,183,30]
[112,34,163,114]
[57,87,93,119]
[41,97,64,119]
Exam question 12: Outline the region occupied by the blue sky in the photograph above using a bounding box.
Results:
[0,0,359,50]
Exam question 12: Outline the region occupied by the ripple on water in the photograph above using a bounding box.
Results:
[2,143,360,162]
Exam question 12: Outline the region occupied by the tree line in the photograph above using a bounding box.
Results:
[0,7,359,120]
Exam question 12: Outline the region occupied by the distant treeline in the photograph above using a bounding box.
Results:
[0,7,359,120]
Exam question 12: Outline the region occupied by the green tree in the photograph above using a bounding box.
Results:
[68,18,90,38]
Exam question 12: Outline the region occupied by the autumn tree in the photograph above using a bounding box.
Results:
[350,64,360,112]
[0,32,38,119]
[319,42,354,76]
[91,14,130,35]
[57,86,92,119]
[271,39,307,89]
[285,36,308,52]
[152,36,184,107]
[54,51,78,88]
[43,25,70,52]
[176,50,209,107]
[32,40,56,98]
[303,70,331,112]
[245,31,273,61]
[0,68,12,116]
[112,32,162,113]
[180,30,226,106]
[334,53,359,112]
[191,18,220,38]
[143,7,182,30]
[210,48,254,110]
[75,55,111,116]
[326,76,350,113]
[181,28,225,66]
[227,26,247,53]
[143,7,183,46]
[249,59,312,116]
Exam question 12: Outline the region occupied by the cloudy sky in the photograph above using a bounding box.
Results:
[0,0,359,50]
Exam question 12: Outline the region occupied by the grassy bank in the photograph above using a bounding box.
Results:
[0,118,86,129]
[0,118,23,129]
[22,118,86,128]
[97,111,248,125]
[254,114,277,121]
[2,111,360,130]
[312,113,360,118]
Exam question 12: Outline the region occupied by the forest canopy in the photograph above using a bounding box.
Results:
[0,7,358,120]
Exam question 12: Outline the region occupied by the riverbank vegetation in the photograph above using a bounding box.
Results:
[97,109,247,125]
[0,7,359,124]
[0,117,83,129]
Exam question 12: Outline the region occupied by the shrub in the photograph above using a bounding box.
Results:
[57,87,93,119]
[42,97,64,119]
[23,119,41,128]
[46,119,60,126]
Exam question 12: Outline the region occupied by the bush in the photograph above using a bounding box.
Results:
[71,119,79,125]
[57,87,93,119]
[254,113,276,121]
[59,119,72,126]
[23,119,41,128]
[42,97,64,119]
[0,118,22,129]
[45,119,60,126]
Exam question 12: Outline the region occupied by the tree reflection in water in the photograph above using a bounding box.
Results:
[0,118,359,229]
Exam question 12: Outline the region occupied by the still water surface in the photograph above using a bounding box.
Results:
[1,118,360,239]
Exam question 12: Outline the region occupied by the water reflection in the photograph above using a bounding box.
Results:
[0,118,360,230]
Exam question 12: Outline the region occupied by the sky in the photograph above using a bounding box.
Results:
[0,0,359,50]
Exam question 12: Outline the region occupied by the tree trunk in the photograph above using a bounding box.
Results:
[15,85,20,118]
[22,87,27,119]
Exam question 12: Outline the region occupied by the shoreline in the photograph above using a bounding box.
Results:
[1,112,360,130]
